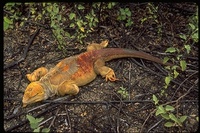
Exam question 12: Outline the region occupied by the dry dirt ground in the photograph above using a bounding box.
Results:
[4,3,198,132]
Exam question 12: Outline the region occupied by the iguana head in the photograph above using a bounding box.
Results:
[22,82,46,107]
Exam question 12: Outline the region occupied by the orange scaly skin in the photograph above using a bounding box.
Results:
[22,40,177,107]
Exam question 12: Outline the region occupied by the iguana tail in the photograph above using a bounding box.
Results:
[98,48,175,67]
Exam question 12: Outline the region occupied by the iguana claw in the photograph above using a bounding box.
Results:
[105,69,118,81]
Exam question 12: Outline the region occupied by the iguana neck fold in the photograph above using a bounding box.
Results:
[40,77,58,99]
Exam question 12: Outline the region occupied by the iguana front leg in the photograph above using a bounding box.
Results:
[87,40,109,51]
[26,67,48,82]
[57,80,79,96]
[94,59,118,81]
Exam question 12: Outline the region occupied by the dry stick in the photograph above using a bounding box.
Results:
[147,119,164,132]
[4,96,74,120]
[171,71,198,101]
[4,29,40,70]
[48,108,60,129]
[38,116,54,127]
[65,106,72,132]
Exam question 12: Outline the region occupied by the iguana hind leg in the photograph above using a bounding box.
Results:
[87,40,109,51]
[26,67,48,82]
[58,80,79,96]
[94,59,118,81]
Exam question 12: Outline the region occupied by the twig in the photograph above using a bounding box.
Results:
[4,29,40,70]
[43,99,153,105]
[171,71,198,101]
[39,116,54,127]
[48,108,60,129]
[65,106,72,132]
[147,119,164,132]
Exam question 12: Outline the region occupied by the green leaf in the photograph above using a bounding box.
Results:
[165,105,175,112]
[165,76,172,86]
[169,114,179,123]
[180,60,187,71]
[125,8,131,15]
[4,16,13,24]
[50,21,55,27]
[158,105,166,113]
[126,18,133,27]
[76,20,83,28]
[156,105,166,116]
[163,57,169,64]
[36,117,44,123]
[89,22,92,28]
[165,47,176,53]
[4,21,10,31]
[173,69,179,78]
[30,122,39,129]
[69,23,75,28]
[65,32,70,37]
[42,128,50,132]
[152,94,159,105]
[33,127,40,132]
[196,116,199,122]
[179,116,187,123]
[164,121,174,127]
[46,5,52,12]
[120,8,125,15]
[108,2,116,9]
[53,4,59,13]
[57,15,61,21]
[189,23,196,30]
[179,34,186,40]
[69,13,76,20]
[192,32,198,42]
[184,45,191,54]
[27,115,36,123]
[78,4,85,10]
[161,113,170,120]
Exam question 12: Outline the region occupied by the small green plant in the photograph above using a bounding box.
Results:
[117,7,133,27]
[4,16,13,31]
[44,3,68,50]
[107,2,116,9]
[161,46,187,96]
[152,95,187,127]
[162,8,198,92]
[69,3,101,44]
[141,3,162,37]
[3,3,22,31]
[26,114,50,132]
[117,86,129,99]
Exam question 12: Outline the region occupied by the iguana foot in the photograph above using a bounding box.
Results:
[100,40,109,47]
[58,81,79,96]
[94,59,118,82]
[26,67,48,82]
[105,69,119,81]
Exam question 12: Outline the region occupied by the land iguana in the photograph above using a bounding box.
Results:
[22,40,178,107]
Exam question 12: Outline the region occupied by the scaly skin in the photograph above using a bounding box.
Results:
[22,40,178,107]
